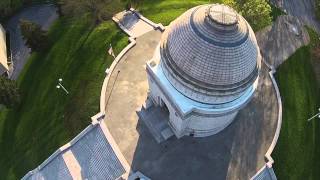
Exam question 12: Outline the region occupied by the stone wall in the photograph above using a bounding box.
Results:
[251,57,283,180]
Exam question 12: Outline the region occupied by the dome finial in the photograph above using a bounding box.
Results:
[207,4,238,26]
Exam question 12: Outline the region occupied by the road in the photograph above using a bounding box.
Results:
[5,4,58,80]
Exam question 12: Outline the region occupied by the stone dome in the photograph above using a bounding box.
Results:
[160,4,261,104]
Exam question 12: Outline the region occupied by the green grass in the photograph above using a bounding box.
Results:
[0,16,127,179]
[273,28,320,180]
[138,0,275,30]
[138,0,225,26]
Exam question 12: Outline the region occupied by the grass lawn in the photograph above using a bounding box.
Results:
[138,0,275,31]
[0,16,127,179]
[273,28,320,180]
[139,0,224,26]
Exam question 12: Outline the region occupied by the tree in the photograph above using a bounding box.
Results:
[235,0,272,31]
[316,0,320,20]
[20,19,49,52]
[0,0,22,21]
[59,0,123,24]
[0,76,20,108]
[122,0,142,9]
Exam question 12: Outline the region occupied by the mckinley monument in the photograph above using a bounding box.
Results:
[146,4,261,138]
[24,3,280,180]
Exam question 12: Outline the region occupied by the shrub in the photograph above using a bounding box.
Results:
[234,0,272,31]
[316,0,320,21]
[0,76,20,108]
[59,0,124,24]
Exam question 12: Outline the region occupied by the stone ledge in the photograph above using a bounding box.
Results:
[250,56,283,180]
[100,37,136,113]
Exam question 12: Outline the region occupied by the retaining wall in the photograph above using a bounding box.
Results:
[251,58,282,180]
[101,8,165,113]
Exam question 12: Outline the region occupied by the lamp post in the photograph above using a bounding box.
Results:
[56,78,69,95]
[308,108,320,122]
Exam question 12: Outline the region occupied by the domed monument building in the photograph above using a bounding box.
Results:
[146,4,261,138]
[24,3,280,180]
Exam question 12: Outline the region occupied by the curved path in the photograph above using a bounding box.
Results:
[256,15,310,68]
[272,0,320,32]
[5,4,58,79]
[283,0,320,32]
[103,30,279,180]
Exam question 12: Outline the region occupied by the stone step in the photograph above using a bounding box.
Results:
[161,127,174,140]
[137,107,164,143]
[137,105,171,143]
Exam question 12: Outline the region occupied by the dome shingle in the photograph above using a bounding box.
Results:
[160,4,261,104]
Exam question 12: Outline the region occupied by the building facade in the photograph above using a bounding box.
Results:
[0,24,8,76]
[146,4,261,138]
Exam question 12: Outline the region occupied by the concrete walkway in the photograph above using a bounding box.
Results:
[284,0,320,32]
[272,0,320,33]
[103,30,279,180]
[256,15,310,68]
[5,4,58,79]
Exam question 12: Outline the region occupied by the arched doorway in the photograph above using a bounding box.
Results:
[158,97,169,116]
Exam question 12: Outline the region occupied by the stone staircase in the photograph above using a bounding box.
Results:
[137,103,174,143]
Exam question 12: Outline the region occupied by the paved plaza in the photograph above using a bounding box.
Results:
[103,30,279,180]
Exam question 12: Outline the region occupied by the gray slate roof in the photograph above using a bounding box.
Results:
[159,4,261,103]
[71,127,125,179]
[22,122,127,180]
[252,166,277,180]
[25,155,72,180]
